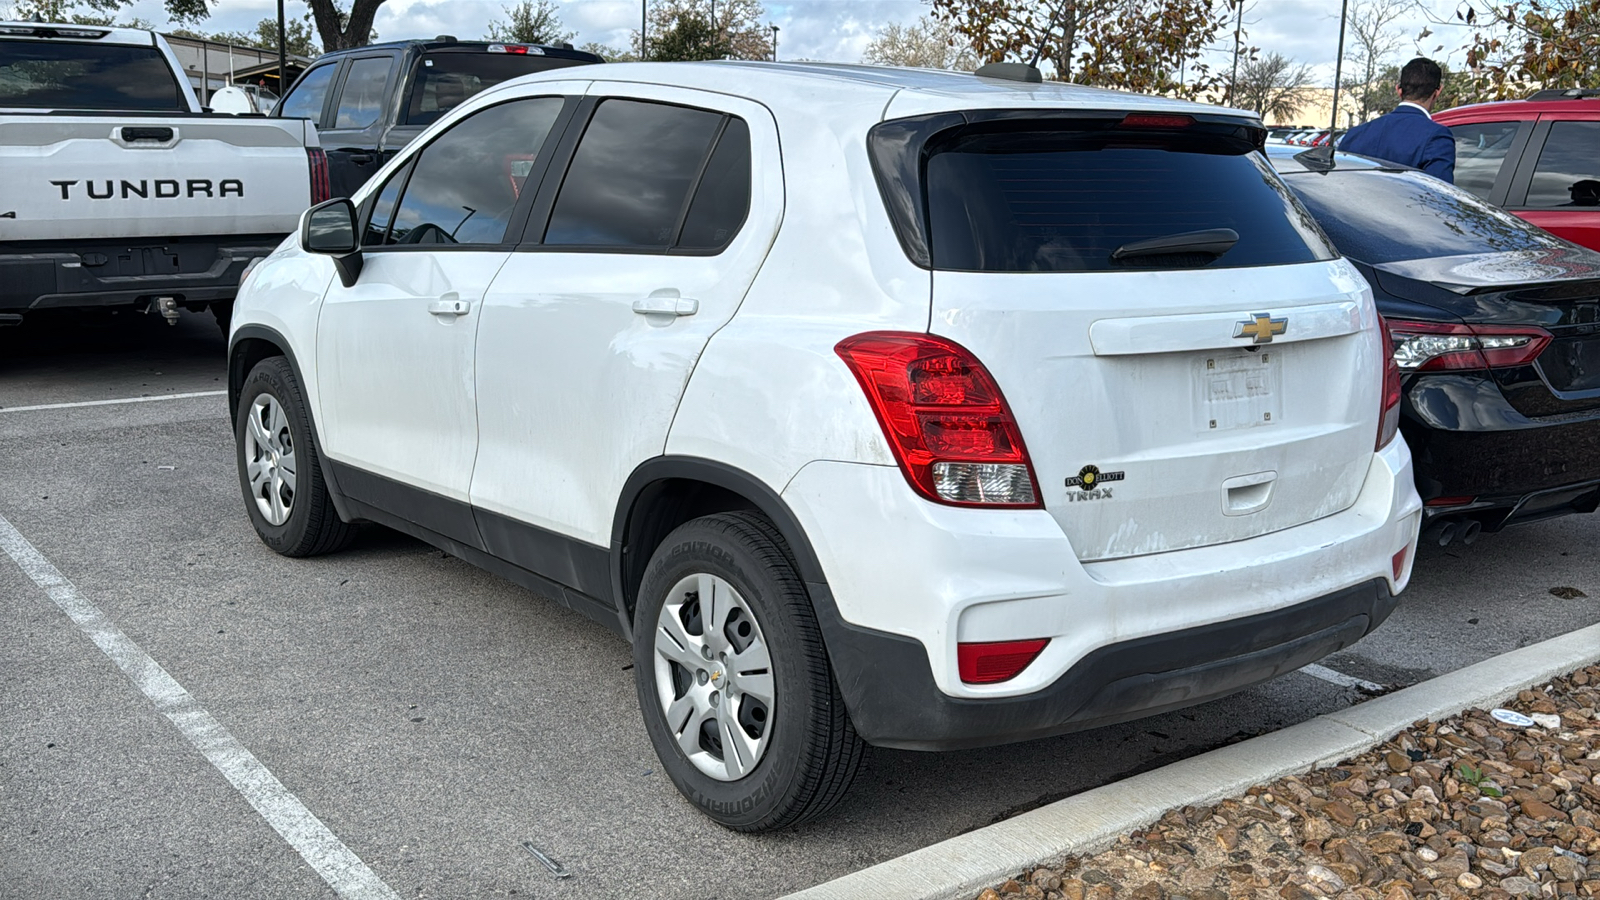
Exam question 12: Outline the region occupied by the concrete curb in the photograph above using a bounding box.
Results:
[779,622,1600,900]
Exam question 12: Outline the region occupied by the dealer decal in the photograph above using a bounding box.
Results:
[1065,464,1124,501]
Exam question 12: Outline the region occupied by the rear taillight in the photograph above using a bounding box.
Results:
[307,148,331,204]
[1385,318,1551,372]
[487,43,532,53]
[1120,113,1195,129]
[1378,322,1402,451]
[836,332,1041,508]
[958,639,1050,684]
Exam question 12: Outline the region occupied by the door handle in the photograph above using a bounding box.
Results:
[429,296,470,317]
[342,151,376,165]
[632,296,699,317]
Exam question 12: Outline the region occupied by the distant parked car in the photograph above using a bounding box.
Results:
[1434,89,1600,252]
[272,36,603,197]
[1270,146,1600,543]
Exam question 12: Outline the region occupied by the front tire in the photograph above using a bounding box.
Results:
[633,512,865,831]
[235,356,355,557]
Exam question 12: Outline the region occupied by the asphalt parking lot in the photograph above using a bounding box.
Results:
[3,311,1599,900]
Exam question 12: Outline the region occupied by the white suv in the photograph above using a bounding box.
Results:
[228,61,1423,831]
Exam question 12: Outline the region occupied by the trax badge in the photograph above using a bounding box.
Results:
[1233,313,1288,344]
[1065,465,1124,501]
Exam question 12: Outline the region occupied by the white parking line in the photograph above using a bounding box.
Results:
[0,390,226,414]
[0,511,400,900]
[1301,662,1386,693]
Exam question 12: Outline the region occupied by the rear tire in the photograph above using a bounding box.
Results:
[633,511,866,831]
[235,356,355,557]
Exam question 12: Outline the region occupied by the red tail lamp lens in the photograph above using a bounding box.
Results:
[836,332,1041,508]
[306,148,331,205]
[1120,113,1195,129]
[1385,318,1551,372]
[958,639,1050,684]
[1377,324,1402,451]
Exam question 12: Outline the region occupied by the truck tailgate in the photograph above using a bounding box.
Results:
[0,115,317,241]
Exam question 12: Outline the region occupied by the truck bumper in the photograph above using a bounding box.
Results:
[0,235,286,314]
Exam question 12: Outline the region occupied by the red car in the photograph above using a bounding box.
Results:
[1434,89,1600,251]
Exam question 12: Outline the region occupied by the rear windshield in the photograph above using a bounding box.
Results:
[923,126,1334,272]
[0,40,185,111]
[403,51,590,125]
[1280,168,1568,265]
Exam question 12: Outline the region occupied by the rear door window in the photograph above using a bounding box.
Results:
[542,99,727,249]
[403,51,592,126]
[922,125,1332,272]
[332,56,392,130]
[1448,121,1522,201]
[382,97,564,246]
[0,40,185,110]
[1524,121,1600,209]
[1281,169,1566,264]
[277,62,336,122]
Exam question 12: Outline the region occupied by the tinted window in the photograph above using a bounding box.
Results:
[924,131,1332,272]
[404,51,591,126]
[1281,169,1566,264]
[0,40,184,111]
[1449,121,1521,201]
[676,118,751,251]
[544,100,724,248]
[278,63,336,122]
[363,159,412,246]
[1525,121,1600,209]
[385,97,563,246]
[333,57,391,129]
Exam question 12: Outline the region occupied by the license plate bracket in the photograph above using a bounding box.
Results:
[1194,348,1282,432]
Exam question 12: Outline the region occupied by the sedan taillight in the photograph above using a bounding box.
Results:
[836,332,1041,508]
[1385,318,1551,372]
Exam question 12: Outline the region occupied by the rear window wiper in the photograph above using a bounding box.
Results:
[1111,228,1239,261]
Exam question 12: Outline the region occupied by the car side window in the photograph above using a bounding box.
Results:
[543,99,728,249]
[1448,121,1521,201]
[333,57,392,130]
[363,159,414,246]
[277,63,336,123]
[676,117,751,252]
[382,97,565,247]
[1524,121,1600,209]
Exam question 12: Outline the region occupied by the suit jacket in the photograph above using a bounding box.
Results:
[1337,104,1456,183]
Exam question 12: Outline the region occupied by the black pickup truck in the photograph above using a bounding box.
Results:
[274,37,602,198]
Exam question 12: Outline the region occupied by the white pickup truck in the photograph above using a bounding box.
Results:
[0,22,327,328]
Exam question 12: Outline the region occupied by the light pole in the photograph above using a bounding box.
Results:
[640,0,647,60]
[276,0,286,95]
[769,24,779,62]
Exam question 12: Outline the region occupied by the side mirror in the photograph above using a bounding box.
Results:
[300,198,363,287]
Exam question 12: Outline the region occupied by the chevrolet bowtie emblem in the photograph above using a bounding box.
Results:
[1234,313,1288,344]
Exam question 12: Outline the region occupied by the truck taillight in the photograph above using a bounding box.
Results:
[1378,319,1402,451]
[835,332,1041,508]
[1385,318,1551,372]
[307,148,331,204]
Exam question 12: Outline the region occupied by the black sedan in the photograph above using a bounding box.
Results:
[1268,146,1600,545]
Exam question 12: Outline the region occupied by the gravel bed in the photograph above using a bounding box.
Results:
[975,664,1600,900]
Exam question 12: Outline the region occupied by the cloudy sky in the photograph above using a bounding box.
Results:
[108,0,1476,81]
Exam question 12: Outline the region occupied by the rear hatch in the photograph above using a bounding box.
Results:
[876,111,1382,562]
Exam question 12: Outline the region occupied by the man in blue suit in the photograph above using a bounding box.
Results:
[1338,57,1455,183]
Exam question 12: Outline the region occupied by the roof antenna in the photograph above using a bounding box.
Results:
[976,0,1067,83]
[1296,0,1348,173]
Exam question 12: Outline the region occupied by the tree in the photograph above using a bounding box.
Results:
[634,0,773,62]
[927,0,1239,99]
[1233,52,1314,122]
[486,0,574,45]
[305,0,385,52]
[1451,0,1600,99]
[578,42,640,62]
[862,15,980,70]
[1339,0,1408,123]
[6,0,209,24]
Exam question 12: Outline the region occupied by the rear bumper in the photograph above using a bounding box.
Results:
[1403,373,1600,529]
[0,236,285,313]
[811,577,1394,751]
[783,439,1421,750]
